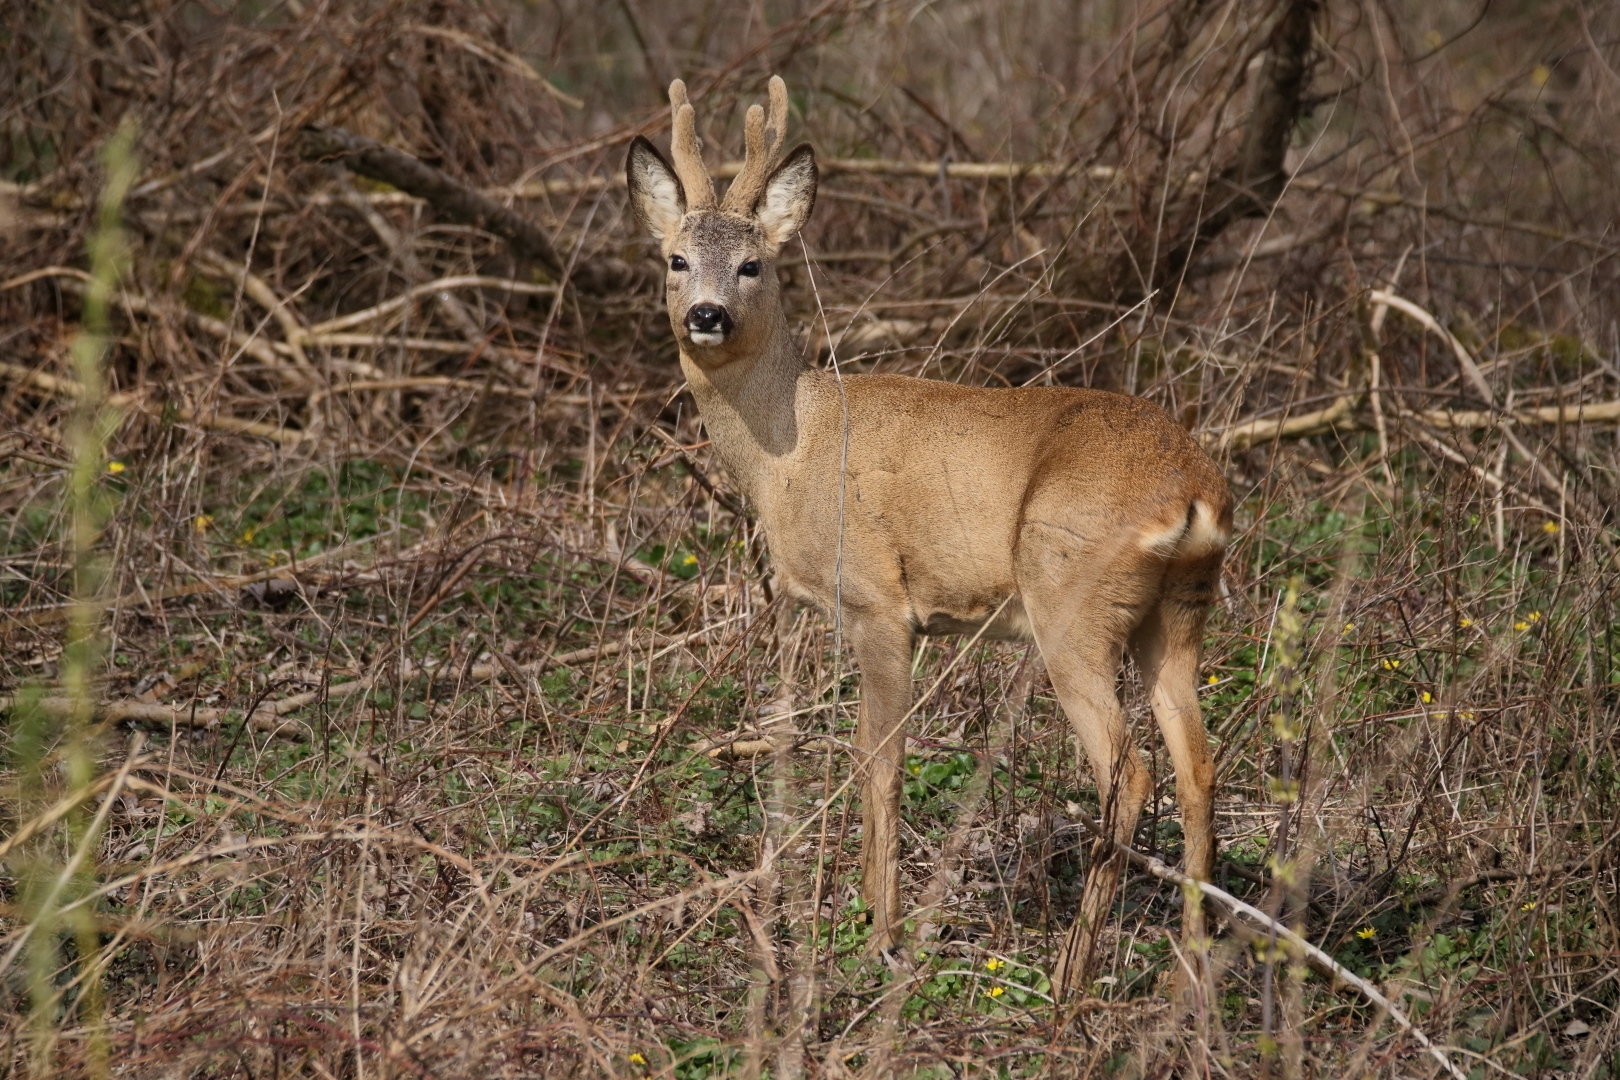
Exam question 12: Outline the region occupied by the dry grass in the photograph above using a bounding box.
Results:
[2,0,1619,1076]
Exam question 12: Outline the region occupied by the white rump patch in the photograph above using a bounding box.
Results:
[1139,500,1230,559]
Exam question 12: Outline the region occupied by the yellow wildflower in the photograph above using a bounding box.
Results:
[1356,926,1376,940]
[629,1052,647,1066]
[240,527,256,544]
[1514,620,1530,631]
[1458,617,1472,629]
[1542,520,1560,535]
[988,986,1004,998]
[1420,691,1433,704]
[1527,611,1541,622]
[985,958,1005,972]
[1521,901,1537,912]
[1342,622,1355,633]
[1458,711,1476,721]
[106,461,126,474]
[1207,674,1220,685]
[1381,659,1401,670]
[194,514,213,533]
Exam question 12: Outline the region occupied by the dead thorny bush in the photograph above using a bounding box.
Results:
[1,0,1618,1076]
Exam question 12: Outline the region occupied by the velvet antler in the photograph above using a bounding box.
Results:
[667,79,715,210]
[720,76,790,214]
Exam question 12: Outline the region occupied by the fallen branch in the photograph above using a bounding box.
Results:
[0,695,295,736]
[301,125,564,273]
[1071,812,1467,1080]
[1210,394,1620,450]
[1216,393,1361,449]
[689,731,841,761]
[298,125,634,294]
[1417,399,1620,429]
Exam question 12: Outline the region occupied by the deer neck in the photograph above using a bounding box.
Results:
[679,312,808,497]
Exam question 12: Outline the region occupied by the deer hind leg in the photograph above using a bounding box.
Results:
[1045,645,1152,1000]
[848,615,916,952]
[1023,568,1156,1002]
[1129,578,1218,1001]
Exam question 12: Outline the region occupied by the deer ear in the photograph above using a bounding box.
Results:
[756,143,817,247]
[626,136,686,242]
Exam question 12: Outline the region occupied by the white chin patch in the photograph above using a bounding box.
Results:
[687,331,725,347]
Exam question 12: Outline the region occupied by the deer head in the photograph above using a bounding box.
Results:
[626,77,817,363]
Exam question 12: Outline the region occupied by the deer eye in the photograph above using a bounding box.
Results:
[669,255,688,271]
[738,260,761,278]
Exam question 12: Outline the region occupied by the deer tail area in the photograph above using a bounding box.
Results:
[1138,499,1230,561]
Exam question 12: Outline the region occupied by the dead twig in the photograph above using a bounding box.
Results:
[1070,812,1468,1080]
[406,24,584,108]
[1368,291,1496,407]
[0,359,307,447]
[0,531,394,630]
[1403,856,1610,910]
[0,622,737,740]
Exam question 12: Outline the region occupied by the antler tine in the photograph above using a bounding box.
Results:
[764,75,789,159]
[668,79,714,210]
[720,76,791,213]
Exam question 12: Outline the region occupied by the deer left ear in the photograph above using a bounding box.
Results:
[756,144,817,247]
[626,135,687,242]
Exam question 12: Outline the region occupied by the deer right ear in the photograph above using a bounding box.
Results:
[756,143,817,248]
[626,136,686,242]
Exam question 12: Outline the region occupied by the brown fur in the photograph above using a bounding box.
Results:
[626,78,1232,1001]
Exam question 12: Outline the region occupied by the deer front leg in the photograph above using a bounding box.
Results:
[849,616,915,952]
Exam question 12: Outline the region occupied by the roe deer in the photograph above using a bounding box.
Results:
[625,76,1232,999]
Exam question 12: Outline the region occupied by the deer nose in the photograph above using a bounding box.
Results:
[686,304,731,334]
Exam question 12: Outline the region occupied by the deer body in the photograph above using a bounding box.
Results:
[629,78,1231,999]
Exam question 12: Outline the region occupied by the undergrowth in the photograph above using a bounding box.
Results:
[3,0,1618,1076]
